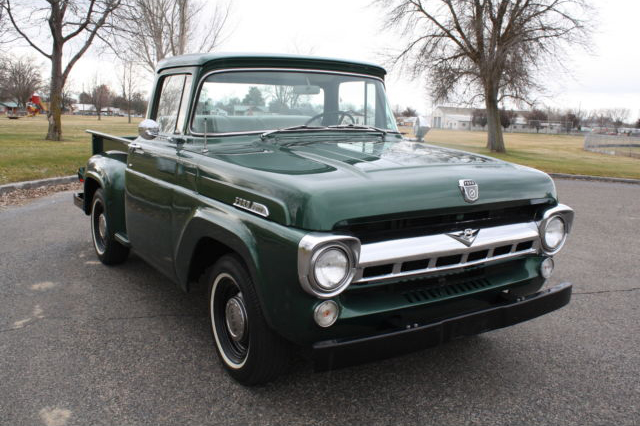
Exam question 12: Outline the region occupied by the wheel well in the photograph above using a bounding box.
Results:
[188,237,234,291]
[84,177,100,214]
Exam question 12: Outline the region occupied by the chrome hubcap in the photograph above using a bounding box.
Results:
[98,214,107,240]
[225,294,247,342]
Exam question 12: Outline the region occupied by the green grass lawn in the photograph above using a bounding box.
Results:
[1,116,638,185]
[0,115,141,185]
[423,129,640,180]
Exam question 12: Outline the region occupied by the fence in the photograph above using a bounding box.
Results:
[584,134,640,159]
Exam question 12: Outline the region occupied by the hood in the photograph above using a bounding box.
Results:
[194,136,556,230]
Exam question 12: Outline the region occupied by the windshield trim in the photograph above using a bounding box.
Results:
[188,68,390,137]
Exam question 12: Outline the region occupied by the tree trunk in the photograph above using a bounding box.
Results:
[46,46,63,141]
[485,97,505,153]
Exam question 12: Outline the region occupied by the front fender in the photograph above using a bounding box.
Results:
[84,155,127,236]
[174,207,259,292]
[173,202,312,339]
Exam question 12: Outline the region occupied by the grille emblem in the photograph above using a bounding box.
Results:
[459,179,479,203]
[446,228,479,246]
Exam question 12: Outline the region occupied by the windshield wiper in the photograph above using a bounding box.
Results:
[260,125,327,140]
[327,124,389,135]
[260,123,392,143]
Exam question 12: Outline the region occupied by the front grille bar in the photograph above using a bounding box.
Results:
[352,222,540,285]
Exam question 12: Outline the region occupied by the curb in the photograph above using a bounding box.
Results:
[549,173,640,185]
[0,175,77,196]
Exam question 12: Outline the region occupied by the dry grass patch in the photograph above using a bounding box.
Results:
[423,129,640,180]
[0,114,140,184]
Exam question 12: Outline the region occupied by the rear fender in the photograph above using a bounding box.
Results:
[84,155,127,236]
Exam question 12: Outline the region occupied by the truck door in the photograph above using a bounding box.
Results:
[125,73,192,279]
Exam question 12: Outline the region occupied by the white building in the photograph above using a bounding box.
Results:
[432,106,473,130]
[72,103,96,114]
[432,106,531,131]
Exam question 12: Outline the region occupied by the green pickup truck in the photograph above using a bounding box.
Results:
[74,53,574,385]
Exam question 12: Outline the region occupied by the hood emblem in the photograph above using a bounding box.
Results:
[446,228,479,246]
[459,179,479,203]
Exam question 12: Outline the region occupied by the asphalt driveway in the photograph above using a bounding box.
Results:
[0,179,638,426]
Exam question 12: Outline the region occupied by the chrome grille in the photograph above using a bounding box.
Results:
[352,222,540,285]
[334,203,545,244]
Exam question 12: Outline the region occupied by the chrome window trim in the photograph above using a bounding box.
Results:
[189,68,390,137]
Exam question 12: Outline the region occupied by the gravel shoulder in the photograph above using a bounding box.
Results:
[0,182,82,209]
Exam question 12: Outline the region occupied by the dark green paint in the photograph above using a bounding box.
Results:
[157,52,387,78]
[78,54,559,346]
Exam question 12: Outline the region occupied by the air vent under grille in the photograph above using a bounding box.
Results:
[403,278,492,303]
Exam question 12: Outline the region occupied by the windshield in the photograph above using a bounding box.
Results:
[191,70,398,135]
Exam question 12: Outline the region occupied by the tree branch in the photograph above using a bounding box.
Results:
[3,0,51,59]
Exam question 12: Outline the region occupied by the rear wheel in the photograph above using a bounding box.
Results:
[90,188,129,265]
[206,254,290,385]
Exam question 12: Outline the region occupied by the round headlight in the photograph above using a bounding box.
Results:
[543,216,566,251]
[313,247,350,291]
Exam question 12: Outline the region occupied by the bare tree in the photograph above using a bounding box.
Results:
[108,0,231,74]
[117,58,140,123]
[0,56,7,100]
[376,0,592,152]
[499,109,515,130]
[2,55,42,108]
[526,109,548,133]
[266,85,300,113]
[608,108,630,131]
[0,0,8,46]
[564,106,585,132]
[472,109,487,129]
[589,109,612,129]
[2,0,121,140]
[401,106,417,117]
[90,79,112,120]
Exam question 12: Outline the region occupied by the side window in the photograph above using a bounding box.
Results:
[155,74,187,134]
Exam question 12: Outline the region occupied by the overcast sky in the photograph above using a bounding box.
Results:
[42,0,640,121]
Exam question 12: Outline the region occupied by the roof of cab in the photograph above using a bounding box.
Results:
[156,52,387,78]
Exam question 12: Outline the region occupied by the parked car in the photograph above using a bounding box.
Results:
[74,53,574,385]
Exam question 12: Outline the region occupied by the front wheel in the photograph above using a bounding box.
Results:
[90,188,129,265]
[206,255,290,385]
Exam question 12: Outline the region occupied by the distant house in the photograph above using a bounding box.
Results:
[104,107,123,116]
[432,106,474,129]
[72,103,96,114]
[397,116,417,127]
[432,106,530,131]
[0,101,20,115]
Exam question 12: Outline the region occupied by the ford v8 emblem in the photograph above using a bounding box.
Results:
[458,179,479,203]
[446,228,479,247]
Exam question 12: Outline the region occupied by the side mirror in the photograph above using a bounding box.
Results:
[138,119,159,140]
